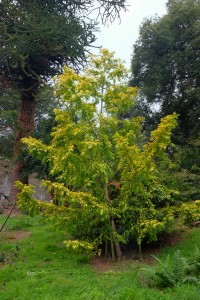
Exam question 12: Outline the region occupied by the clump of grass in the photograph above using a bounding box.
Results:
[0,214,42,231]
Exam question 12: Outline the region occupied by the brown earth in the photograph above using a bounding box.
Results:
[2,206,20,217]
[90,257,116,273]
[0,230,30,241]
[90,230,186,273]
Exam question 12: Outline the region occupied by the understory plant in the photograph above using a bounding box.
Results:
[16,49,181,260]
[139,248,200,288]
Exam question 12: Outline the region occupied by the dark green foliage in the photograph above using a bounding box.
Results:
[118,93,160,138]
[0,85,57,158]
[172,171,200,202]
[0,87,20,158]
[131,0,200,143]
[33,84,58,144]
[0,1,94,81]
[0,0,99,160]
[0,0,127,81]
[174,145,200,172]
[171,145,200,202]
[139,248,200,289]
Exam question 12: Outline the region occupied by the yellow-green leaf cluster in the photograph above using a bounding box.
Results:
[16,49,181,257]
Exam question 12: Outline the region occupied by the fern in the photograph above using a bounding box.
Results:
[155,255,176,287]
[172,250,188,284]
[187,247,200,276]
[140,255,176,288]
[137,266,157,288]
[139,250,200,289]
[182,275,199,285]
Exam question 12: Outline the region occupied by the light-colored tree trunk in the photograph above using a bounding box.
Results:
[104,184,122,260]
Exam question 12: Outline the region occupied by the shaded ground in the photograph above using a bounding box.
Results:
[0,230,30,241]
[2,206,20,217]
[142,230,184,255]
[90,257,116,273]
[90,229,190,272]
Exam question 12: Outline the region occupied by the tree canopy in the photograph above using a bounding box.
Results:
[16,50,183,260]
[130,0,200,143]
[0,0,128,83]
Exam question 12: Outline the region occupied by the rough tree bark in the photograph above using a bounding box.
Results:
[9,78,38,203]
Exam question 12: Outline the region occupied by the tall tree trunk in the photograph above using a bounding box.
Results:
[9,78,38,203]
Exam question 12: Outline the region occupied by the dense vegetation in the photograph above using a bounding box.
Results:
[15,49,200,260]
[130,0,200,144]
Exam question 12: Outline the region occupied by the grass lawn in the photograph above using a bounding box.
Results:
[0,214,200,300]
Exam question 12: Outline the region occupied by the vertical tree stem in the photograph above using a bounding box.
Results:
[104,184,122,260]
[105,239,108,259]
[110,236,115,261]
[138,243,142,260]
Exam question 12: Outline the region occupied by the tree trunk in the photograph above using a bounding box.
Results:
[111,218,122,260]
[104,184,122,260]
[9,78,38,203]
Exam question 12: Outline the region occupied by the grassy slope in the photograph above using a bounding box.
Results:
[0,214,200,300]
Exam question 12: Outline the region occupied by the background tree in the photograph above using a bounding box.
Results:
[0,0,128,201]
[130,0,200,144]
[0,84,58,159]
[118,92,160,139]
[0,86,20,158]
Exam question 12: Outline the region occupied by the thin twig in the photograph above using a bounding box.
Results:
[0,201,17,232]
